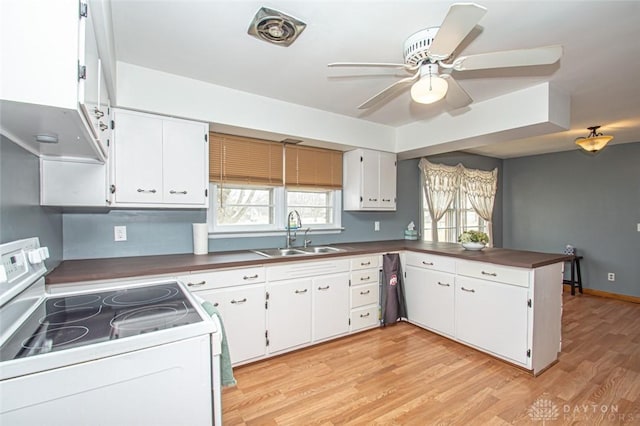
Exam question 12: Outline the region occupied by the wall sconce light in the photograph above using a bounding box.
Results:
[575,126,613,152]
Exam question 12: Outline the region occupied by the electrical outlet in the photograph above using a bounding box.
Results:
[637,223,640,232]
[114,226,127,242]
[374,221,380,231]
[607,273,615,282]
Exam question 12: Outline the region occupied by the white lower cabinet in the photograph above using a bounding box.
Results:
[198,284,266,365]
[313,274,350,341]
[266,279,312,353]
[404,265,455,337]
[455,276,529,364]
[349,256,380,332]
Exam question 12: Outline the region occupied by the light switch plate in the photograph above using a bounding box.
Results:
[374,221,380,231]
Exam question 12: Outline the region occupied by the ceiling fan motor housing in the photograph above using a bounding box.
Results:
[404,28,440,66]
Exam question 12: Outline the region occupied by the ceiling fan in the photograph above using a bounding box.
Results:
[328,3,562,110]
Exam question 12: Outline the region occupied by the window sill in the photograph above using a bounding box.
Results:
[209,228,344,239]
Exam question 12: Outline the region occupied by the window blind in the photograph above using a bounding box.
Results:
[209,133,283,185]
[285,145,343,189]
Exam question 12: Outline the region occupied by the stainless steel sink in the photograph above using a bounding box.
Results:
[301,246,345,254]
[251,246,344,258]
[252,248,308,258]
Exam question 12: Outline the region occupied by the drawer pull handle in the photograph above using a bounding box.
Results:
[360,276,370,281]
[318,285,330,291]
[360,261,371,266]
[137,188,157,194]
[437,282,450,287]
[360,312,370,318]
[360,290,371,295]
[231,298,247,304]
[213,302,219,307]
[295,289,308,294]
[243,274,259,280]
[368,198,377,202]
[187,280,206,287]
[461,287,476,293]
[382,199,391,202]
[422,261,434,266]
[169,190,188,195]
[481,271,497,277]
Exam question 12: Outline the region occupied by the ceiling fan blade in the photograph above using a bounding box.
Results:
[451,45,563,71]
[358,70,421,109]
[428,3,487,61]
[441,74,472,109]
[328,62,417,71]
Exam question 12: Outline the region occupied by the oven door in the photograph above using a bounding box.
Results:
[1,334,215,425]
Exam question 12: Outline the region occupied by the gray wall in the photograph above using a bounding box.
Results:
[62,159,422,259]
[503,142,640,297]
[0,136,63,267]
[425,152,504,247]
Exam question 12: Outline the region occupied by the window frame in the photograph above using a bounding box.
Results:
[207,183,342,238]
[421,178,486,243]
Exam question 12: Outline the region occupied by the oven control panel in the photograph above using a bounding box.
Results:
[0,238,47,307]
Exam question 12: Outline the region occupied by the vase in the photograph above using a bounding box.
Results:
[461,242,486,251]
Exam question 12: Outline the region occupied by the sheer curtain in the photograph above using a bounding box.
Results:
[462,166,498,246]
[418,159,462,242]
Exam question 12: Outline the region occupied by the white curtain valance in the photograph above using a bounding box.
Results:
[419,158,498,245]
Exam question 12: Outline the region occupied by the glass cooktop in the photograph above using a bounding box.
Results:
[0,282,204,361]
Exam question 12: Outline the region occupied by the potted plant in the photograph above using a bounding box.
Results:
[458,230,489,250]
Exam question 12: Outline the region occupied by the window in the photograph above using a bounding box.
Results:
[423,189,485,242]
[207,133,342,237]
[286,189,341,227]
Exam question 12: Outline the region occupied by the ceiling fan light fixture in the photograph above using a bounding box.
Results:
[575,126,613,152]
[411,65,448,104]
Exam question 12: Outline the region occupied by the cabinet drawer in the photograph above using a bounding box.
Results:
[267,259,350,281]
[456,261,530,288]
[350,268,379,285]
[351,283,379,309]
[350,255,380,271]
[405,252,455,273]
[350,306,379,331]
[177,266,265,291]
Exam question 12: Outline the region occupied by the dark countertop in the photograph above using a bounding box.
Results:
[45,240,572,285]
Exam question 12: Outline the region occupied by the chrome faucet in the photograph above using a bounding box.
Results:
[286,210,301,248]
[303,228,312,248]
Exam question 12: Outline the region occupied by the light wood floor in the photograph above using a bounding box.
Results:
[222,292,640,425]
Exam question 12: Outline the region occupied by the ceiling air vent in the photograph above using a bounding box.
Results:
[247,7,306,47]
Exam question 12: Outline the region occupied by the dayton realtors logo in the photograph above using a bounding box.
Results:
[528,395,635,423]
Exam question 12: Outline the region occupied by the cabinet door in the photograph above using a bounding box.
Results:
[197,285,266,365]
[404,266,455,336]
[455,276,529,364]
[378,152,397,209]
[162,119,207,205]
[113,110,163,203]
[267,279,312,353]
[360,149,380,208]
[313,274,350,341]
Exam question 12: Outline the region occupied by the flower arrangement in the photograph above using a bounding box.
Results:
[458,230,489,244]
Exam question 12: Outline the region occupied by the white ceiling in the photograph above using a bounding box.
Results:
[107,0,640,159]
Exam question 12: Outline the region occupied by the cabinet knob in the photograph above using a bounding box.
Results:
[230,298,247,304]
[137,188,157,193]
[461,287,476,293]
[169,190,188,195]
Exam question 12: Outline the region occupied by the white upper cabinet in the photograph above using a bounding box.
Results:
[343,148,397,211]
[0,0,109,161]
[111,109,209,207]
